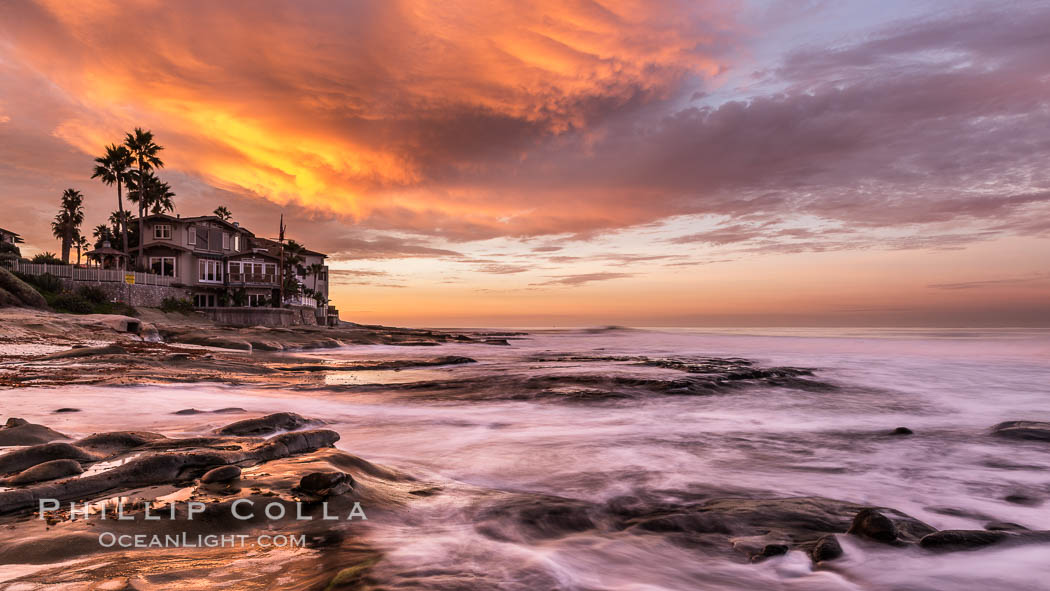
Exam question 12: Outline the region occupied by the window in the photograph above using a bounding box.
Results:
[222,232,230,250]
[187,226,196,245]
[198,259,222,283]
[193,293,217,308]
[233,235,240,251]
[149,257,176,277]
[154,224,172,239]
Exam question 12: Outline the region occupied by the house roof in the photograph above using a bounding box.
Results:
[86,246,129,257]
[0,227,24,242]
[144,213,254,235]
[141,242,193,253]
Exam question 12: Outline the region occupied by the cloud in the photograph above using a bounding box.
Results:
[474,263,533,275]
[927,274,1050,291]
[533,272,634,286]
[2,0,1049,260]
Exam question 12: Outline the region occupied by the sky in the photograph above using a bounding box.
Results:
[1,0,1048,327]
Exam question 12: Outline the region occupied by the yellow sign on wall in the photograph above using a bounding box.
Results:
[124,273,135,285]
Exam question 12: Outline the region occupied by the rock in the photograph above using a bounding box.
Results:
[215,412,314,436]
[920,530,1010,552]
[200,465,242,483]
[1003,493,1043,506]
[985,521,1028,531]
[0,418,69,446]
[991,421,1050,442]
[52,408,81,413]
[37,344,127,360]
[475,495,597,543]
[847,509,902,544]
[174,333,253,351]
[165,353,192,362]
[0,429,340,514]
[75,431,168,453]
[0,442,100,473]
[298,471,353,496]
[213,407,246,414]
[173,408,204,415]
[483,339,511,346]
[890,427,914,435]
[5,459,83,484]
[248,339,284,351]
[0,268,48,308]
[811,534,844,562]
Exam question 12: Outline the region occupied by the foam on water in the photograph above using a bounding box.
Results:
[4,327,1049,589]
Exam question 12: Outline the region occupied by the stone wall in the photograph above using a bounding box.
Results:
[59,279,190,308]
[201,305,323,328]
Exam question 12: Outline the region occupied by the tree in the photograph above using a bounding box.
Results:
[108,210,136,251]
[51,189,84,264]
[92,224,115,248]
[32,252,63,264]
[123,128,164,262]
[74,234,91,265]
[307,262,325,293]
[213,206,232,221]
[91,144,134,254]
[128,170,176,216]
[282,239,307,301]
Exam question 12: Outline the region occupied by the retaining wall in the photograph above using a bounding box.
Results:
[59,279,190,308]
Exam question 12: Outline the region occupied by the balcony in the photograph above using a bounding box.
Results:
[228,272,277,286]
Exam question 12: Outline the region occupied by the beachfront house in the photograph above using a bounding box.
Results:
[0,227,24,246]
[138,213,331,314]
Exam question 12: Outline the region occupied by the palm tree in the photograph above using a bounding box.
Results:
[282,240,307,301]
[213,206,232,221]
[128,170,176,216]
[50,189,84,263]
[308,262,325,293]
[109,210,135,248]
[92,224,114,248]
[123,128,164,262]
[148,180,176,215]
[74,234,91,265]
[91,144,134,254]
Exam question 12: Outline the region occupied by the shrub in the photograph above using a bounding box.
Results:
[77,285,109,304]
[49,292,93,314]
[16,272,63,295]
[0,242,20,257]
[31,252,64,265]
[160,296,195,314]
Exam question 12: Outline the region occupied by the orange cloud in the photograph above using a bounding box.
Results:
[6,0,737,228]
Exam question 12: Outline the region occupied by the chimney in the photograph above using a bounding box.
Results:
[233,221,239,228]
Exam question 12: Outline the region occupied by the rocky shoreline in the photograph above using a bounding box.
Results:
[0,308,508,388]
[1,409,1049,587]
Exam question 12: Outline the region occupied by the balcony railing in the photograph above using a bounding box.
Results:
[15,261,175,286]
[228,272,277,285]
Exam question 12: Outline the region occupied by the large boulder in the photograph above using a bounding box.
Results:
[4,459,83,485]
[0,268,47,308]
[920,529,1050,552]
[991,421,1050,442]
[0,418,69,446]
[215,412,315,436]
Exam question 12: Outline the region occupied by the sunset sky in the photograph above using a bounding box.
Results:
[1,0,1048,326]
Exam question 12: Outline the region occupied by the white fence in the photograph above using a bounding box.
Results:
[15,261,176,287]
